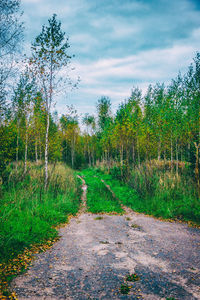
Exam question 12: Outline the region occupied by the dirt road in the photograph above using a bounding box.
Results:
[12,209,200,299]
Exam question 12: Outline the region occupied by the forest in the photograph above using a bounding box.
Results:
[0,1,200,298]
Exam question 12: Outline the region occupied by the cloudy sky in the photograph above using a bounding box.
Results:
[21,0,200,116]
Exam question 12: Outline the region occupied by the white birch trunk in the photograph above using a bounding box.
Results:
[39,134,42,161]
[16,122,19,169]
[171,136,173,162]
[44,50,53,190]
[176,138,178,175]
[24,122,28,174]
[137,138,140,166]
[44,112,49,189]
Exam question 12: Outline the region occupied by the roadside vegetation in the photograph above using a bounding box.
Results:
[0,162,81,264]
[81,162,200,225]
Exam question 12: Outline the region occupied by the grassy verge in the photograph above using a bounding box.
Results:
[0,162,81,298]
[83,163,200,226]
[79,169,123,214]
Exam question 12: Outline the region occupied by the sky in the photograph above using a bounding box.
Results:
[21,0,200,117]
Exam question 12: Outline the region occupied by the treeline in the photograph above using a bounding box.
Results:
[1,51,200,184]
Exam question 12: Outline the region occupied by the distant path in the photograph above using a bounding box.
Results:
[12,180,200,299]
[77,175,87,213]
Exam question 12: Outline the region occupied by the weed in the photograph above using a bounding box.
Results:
[131,224,140,229]
[120,284,130,294]
[126,217,131,221]
[94,216,104,220]
[126,273,140,282]
[99,241,109,244]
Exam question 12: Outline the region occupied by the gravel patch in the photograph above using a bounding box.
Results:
[11,210,200,299]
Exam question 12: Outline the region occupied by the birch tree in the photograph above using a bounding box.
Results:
[30,14,73,189]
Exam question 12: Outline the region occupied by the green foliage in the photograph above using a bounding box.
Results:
[31,14,70,74]
[0,163,81,263]
[120,284,130,294]
[96,96,112,132]
[80,169,123,214]
[0,123,16,175]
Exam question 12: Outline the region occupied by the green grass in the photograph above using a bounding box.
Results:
[81,165,200,225]
[0,162,81,263]
[79,169,123,214]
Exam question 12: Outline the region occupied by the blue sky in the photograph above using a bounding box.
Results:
[21,0,200,116]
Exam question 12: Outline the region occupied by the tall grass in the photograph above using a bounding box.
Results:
[94,160,200,225]
[0,162,81,263]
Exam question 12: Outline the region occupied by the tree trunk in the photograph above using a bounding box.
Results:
[194,142,200,191]
[176,138,178,175]
[120,145,123,166]
[71,145,74,168]
[88,142,91,167]
[137,138,140,166]
[181,147,183,162]
[132,143,135,164]
[157,139,161,161]
[84,144,87,162]
[44,112,49,190]
[44,49,53,190]
[35,140,38,163]
[71,129,76,169]
[170,135,173,171]
[146,132,149,161]
[120,144,123,177]
[24,124,28,174]
[164,148,166,161]
[92,148,95,166]
[65,140,68,163]
[125,146,129,163]
[171,136,173,162]
[104,150,107,164]
[188,143,190,162]
[39,134,42,161]
[16,122,19,169]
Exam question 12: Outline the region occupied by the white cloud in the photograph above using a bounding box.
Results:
[73,43,198,85]
[63,26,200,114]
